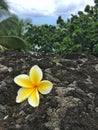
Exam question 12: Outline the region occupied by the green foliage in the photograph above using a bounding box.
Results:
[25,24,58,54]
[0,15,19,36]
[0,0,8,11]
[56,16,65,27]
[0,36,32,51]
[21,0,96,56]
[0,9,32,52]
[0,0,98,57]
[93,44,98,55]
[0,0,9,17]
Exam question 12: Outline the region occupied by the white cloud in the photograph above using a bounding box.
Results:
[54,0,94,16]
[7,0,55,16]
[7,0,95,18]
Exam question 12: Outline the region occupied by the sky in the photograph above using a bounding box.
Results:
[6,0,95,25]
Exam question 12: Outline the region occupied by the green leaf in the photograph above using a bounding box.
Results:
[0,36,31,51]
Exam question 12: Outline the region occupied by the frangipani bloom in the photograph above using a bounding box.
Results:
[14,65,53,107]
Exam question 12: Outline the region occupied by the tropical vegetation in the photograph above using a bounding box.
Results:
[0,0,98,56]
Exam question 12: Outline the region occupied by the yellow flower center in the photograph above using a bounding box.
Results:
[33,85,38,89]
[32,84,38,91]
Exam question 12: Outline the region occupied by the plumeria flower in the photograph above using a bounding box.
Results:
[14,65,53,107]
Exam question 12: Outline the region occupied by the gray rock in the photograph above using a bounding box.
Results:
[0,49,98,130]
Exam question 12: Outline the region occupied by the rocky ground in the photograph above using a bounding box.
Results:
[0,49,98,130]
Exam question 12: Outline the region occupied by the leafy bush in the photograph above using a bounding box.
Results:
[0,0,97,57]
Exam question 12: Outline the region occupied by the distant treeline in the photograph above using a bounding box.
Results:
[0,0,98,56]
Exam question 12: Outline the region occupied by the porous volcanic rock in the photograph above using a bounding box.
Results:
[0,49,98,130]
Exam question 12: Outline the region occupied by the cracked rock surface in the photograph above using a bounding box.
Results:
[0,49,98,130]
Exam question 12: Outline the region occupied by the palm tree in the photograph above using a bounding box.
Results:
[0,0,9,18]
[0,14,19,35]
[0,0,32,51]
[0,0,8,10]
